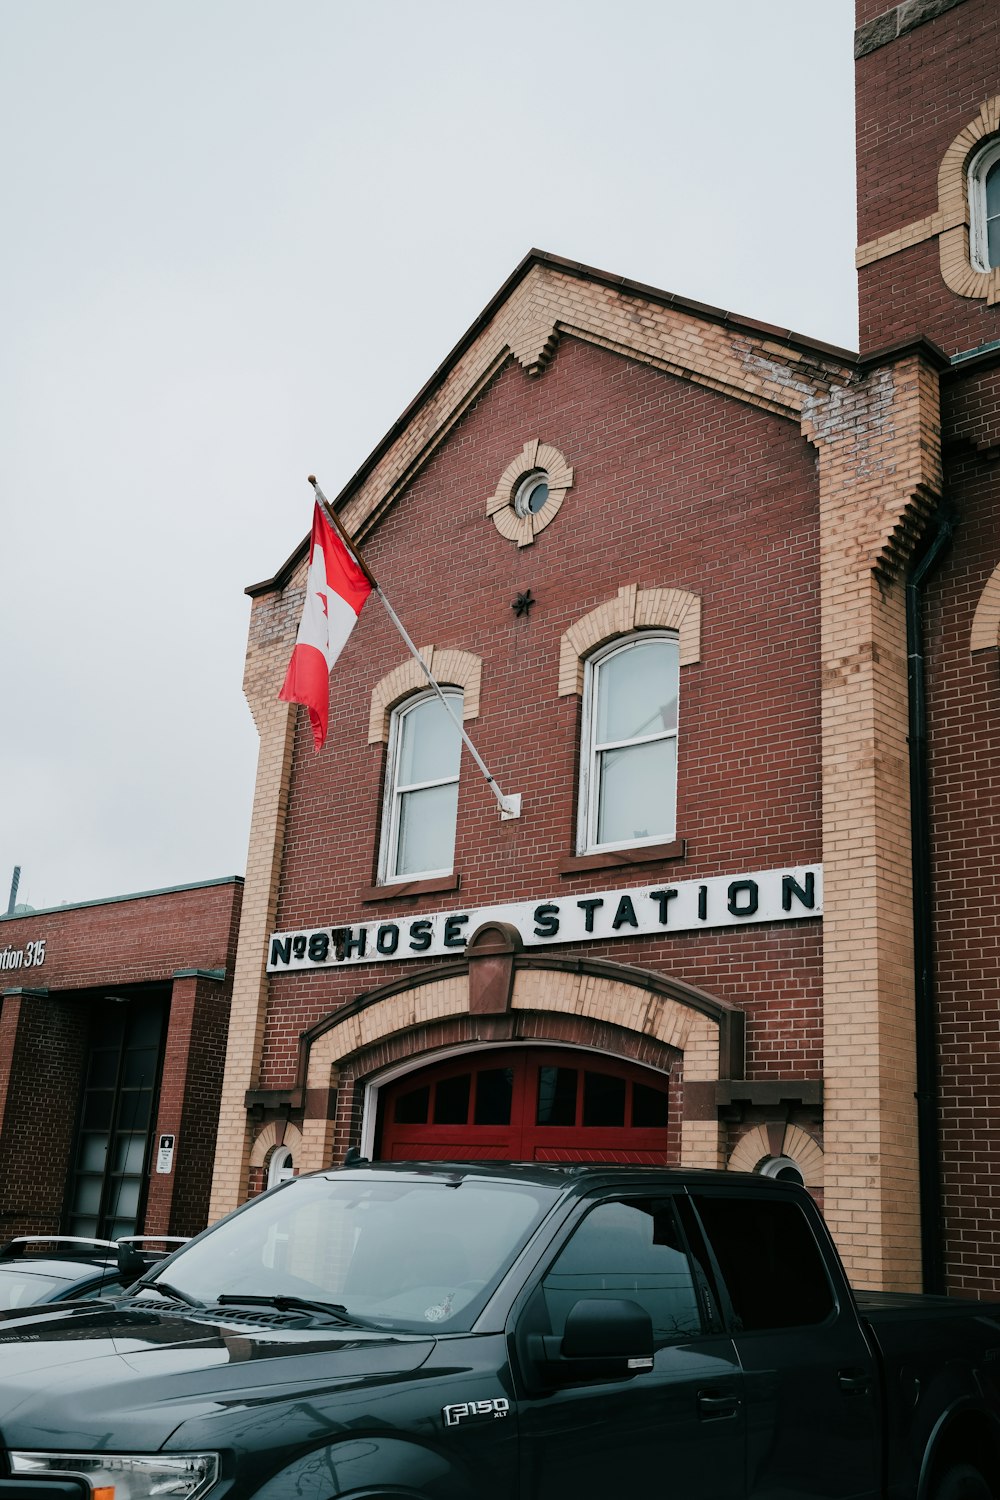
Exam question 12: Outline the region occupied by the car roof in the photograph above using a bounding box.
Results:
[0,1258,116,1282]
[314,1160,776,1195]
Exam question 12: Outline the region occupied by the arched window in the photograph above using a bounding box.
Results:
[969,138,1000,272]
[578,633,679,854]
[267,1146,295,1188]
[379,689,463,882]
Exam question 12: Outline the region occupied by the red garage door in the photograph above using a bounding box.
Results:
[377,1048,671,1164]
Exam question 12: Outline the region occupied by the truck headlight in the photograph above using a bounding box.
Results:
[8,1452,219,1499]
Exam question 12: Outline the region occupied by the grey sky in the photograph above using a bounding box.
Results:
[1,0,856,914]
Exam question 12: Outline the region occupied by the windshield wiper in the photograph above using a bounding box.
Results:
[130,1280,203,1308]
[214,1293,375,1327]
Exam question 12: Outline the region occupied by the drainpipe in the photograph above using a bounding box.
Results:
[906,506,953,1295]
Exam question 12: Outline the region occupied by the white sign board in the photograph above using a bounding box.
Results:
[267,865,822,973]
[156,1134,176,1174]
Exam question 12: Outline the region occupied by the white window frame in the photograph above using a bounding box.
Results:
[968,138,1000,273]
[378,688,463,884]
[267,1146,295,1188]
[577,631,680,855]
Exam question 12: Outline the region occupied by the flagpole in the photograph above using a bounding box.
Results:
[307,477,522,820]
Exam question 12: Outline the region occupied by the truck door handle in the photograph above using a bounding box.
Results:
[697,1389,741,1419]
[838,1368,873,1393]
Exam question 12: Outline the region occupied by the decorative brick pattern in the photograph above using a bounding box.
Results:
[729,1121,824,1189]
[367,647,482,744]
[558,585,702,697]
[969,561,1000,651]
[804,350,943,1289]
[486,439,574,547]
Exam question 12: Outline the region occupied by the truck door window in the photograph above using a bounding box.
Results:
[542,1198,703,1345]
[692,1195,835,1331]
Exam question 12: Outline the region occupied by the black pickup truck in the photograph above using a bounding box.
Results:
[0,1162,998,1500]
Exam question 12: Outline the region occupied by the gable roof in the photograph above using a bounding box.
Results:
[249,248,859,597]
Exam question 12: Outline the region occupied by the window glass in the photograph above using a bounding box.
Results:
[383,691,463,881]
[597,737,676,847]
[433,1074,471,1125]
[537,1066,578,1126]
[582,634,679,852]
[596,638,678,742]
[692,1195,834,1331]
[397,696,462,785]
[396,782,459,877]
[632,1082,669,1128]
[474,1068,513,1125]
[542,1198,702,1344]
[394,1085,429,1124]
[987,161,1000,268]
[582,1071,626,1127]
[138,1175,557,1333]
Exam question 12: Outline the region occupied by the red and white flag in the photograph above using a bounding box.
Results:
[279,501,373,750]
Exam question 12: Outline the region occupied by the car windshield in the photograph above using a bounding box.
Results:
[136,1173,556,1331]
[0,1267,73,1308]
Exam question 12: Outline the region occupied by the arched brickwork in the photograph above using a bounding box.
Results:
[728,1121,824,1190]
[294,958,738,1179]
[368,647,482,744]
[558,584,701,697]
[970,561,1000,653]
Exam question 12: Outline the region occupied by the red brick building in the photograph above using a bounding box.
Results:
[197,0,995,1296]
[852,0,1000,1295]
[0,877,242,1242]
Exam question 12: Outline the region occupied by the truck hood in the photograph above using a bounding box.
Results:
[0,1301,435,1452]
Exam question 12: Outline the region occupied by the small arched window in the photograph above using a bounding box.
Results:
[379,689,463,882]
[578,633,679,854]
[969,138,1000,272]
[267,1146,295,1188]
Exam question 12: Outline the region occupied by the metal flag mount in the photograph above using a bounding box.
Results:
[307,477,522,821]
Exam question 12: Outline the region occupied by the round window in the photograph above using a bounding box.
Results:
[758,1155,805,1186]
[514,471,550,517]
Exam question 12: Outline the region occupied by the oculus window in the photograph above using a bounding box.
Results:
[379,689,463,882]
[969,139,1000,272]
[578,633,679,853]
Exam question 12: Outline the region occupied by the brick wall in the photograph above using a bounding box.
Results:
[856,0,1000,356]
[925,365,1000,1294]
[264,336,824,1089]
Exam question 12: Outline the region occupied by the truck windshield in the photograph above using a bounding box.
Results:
[137,1173,556,1331]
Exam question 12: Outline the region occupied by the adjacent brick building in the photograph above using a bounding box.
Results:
[0,877,242,1242]
[206,0,1000,1295]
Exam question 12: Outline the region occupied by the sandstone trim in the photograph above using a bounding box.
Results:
[487,439,574,548]
[855,96,1000,307]
[368,647,483,743]
[728,1122,824,1189]
[970,562,1000,651]
[558,585,701,697]
[295,962,731,1174]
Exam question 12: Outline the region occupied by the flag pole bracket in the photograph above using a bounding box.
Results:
[498,793,522,821]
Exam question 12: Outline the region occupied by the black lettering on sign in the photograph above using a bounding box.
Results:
[533,903,560,938]
[292,935,308,959]
[648,889,678,924]
[697,886,708,921]
[727,879,759,917]
[782,872,815,912]
[343,928,367,958]
[376,923,400,955]
[409,920,433,952]
[270,936,292,967]
[444,914,469,948]
[612,894,639,930]
[308,932,330,962]
[576,898,604,933]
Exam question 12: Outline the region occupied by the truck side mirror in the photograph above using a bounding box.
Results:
[530,1298,654,1384]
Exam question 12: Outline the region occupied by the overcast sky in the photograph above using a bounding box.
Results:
[1,0,857,915]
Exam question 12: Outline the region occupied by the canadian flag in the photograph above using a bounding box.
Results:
[279,501,373,750]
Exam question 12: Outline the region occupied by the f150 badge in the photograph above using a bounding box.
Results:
[443,1398,510,1427]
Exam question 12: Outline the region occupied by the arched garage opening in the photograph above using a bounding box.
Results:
[377,1045,671,1164]
[285,949,743,1179]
